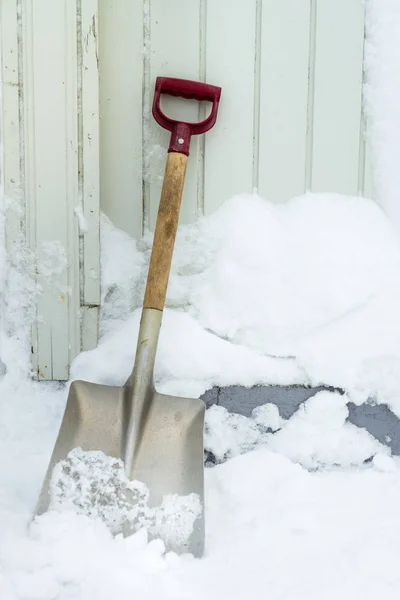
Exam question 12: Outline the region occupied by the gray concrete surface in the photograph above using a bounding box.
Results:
[201,385,400,456]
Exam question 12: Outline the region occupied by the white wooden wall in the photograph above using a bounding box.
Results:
[100,0,372,239]
[0,0,372,380]
[0,0,100,380]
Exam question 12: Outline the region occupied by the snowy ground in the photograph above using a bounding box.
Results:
[2,191,400,599]
[2,1,400,599]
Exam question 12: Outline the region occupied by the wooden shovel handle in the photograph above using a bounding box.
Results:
[143,152,188,311]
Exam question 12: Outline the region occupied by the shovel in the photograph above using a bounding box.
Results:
[36,76,222,557]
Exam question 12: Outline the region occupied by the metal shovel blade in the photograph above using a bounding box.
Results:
[36,377,206,556]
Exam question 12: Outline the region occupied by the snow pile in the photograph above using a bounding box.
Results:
[50,448,155,534]
[189,194,391,356]
[205,390,389,468]
[49,447,201,553]
[1,450,400,599]
[73,192,400,415]
[73,301,304,398]
[267,391,389,469]
[3,187,400,596]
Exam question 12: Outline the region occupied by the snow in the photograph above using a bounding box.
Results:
[49,448,201,554]
[1,1,400,598]
[75,192,400,415]
[205,390,391,469]
[2,451,400,599]
[3,194,400,599]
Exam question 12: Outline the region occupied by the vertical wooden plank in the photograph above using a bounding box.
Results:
[147,0,201,230]
[65,0,82,373]
[22,0,80,380]
[81,306,99,352]
[81,0,100,350]
[258,0,311,202]
[0,0,24,251]
[98,0,143,240]
[22,0,40,372]
[311,0,365,194]
[204,0,256,214]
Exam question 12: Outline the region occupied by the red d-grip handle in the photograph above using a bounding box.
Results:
[152,76,222,155]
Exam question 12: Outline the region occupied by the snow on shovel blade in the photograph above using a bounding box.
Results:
[35,378,206,557]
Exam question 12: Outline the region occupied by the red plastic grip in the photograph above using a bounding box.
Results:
[152,76,222,155]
